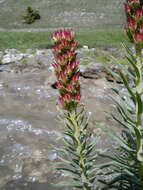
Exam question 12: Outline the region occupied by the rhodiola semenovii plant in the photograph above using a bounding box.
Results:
[98,0,143,189]
[51,29,101,190]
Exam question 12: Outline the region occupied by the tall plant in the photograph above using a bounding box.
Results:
[51,29,101,190]
[98,0,143,189]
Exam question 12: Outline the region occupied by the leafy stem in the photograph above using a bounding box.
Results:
[70,110,91,190]
[135,44,143,188]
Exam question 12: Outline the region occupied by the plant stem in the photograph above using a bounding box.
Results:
[70,110,91,190]
[135,45,143,188]
[136,45,142,129]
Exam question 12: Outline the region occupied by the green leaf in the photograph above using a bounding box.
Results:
[97,123,134,152]
[89,175,97,183]
[110,96,136,125]
[109,112,134,131]
[85,135,100,156]
[119,72,136,104]
[79,114,85,126]
[111,87,135,114]
[63,138,75,151]
[75,106,84,120]
[136,92,143,115]
[83,114,90,130]
[64,131,78,145]
[110,55,135,81]
[125,55,139,78]
[53,146,69,156]
[65,122,72,131]
[57,167,80,176]
[104,64,120,82]
[122,43,136,62]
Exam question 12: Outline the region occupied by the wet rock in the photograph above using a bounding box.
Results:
[22,150,52,183]
[0,166,13,189]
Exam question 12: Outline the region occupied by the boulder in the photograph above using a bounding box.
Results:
[80,62,106,79]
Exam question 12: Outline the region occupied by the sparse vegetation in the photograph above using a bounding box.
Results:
[23,6,40,24]
[0,0,124,29]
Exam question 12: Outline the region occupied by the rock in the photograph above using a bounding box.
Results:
[80,62,129,83]
[22,150,52,183]
[44,71,57,88]
[80,62,106,79]
[83,45,89,50]
[1,49,54,72]
[2,52,24,64]
[105,65,130,83]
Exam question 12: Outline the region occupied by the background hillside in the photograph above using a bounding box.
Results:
[0,0,125,30]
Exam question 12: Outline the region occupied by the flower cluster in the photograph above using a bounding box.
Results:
[51,29,81,111]
[124,0,143,45]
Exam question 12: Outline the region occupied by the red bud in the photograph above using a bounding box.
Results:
[135,32,143,43]
[123,2,130,12]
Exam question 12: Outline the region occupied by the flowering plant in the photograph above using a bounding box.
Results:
[124,0,143,45]
[98,0,143,189]
[51,29,101,190]
[51,29,81,111]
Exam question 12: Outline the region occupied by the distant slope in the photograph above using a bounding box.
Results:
[0,0,125,30]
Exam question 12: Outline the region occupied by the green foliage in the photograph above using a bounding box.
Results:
[0,30,128,51]
[23,6,40,24]
[54,107,102,190]
[0,0,124,30]
[98,44,143,190]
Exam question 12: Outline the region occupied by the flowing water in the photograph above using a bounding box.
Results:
[0,69,118,190]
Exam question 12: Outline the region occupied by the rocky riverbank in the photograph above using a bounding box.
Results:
[0,47,124,190]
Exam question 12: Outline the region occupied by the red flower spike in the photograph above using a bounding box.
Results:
[140,25,143,33]
[124,25,128,33]
[64,29,74,41]
[67,83,74,92]
[76,84,80,92]
[71,61,79,70]
[51,29,81,110]
[135,32,143,43]
[71,41,78,51]
[66,50,74,61]
[127,18,136,29]
[72,72,80,83]
[129,0,139,4]
[52,62,61,72]
[74,94,81,101]
[52,62,58,69]
[64,94,72,102]
[59,72,67,81]
[135,8,143,19]
[60,39,69,48]
[65,64,72,75]
[57,55,66,65]
[123,2,130,12]
[59,97,65,107]
[56,81,63,89]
